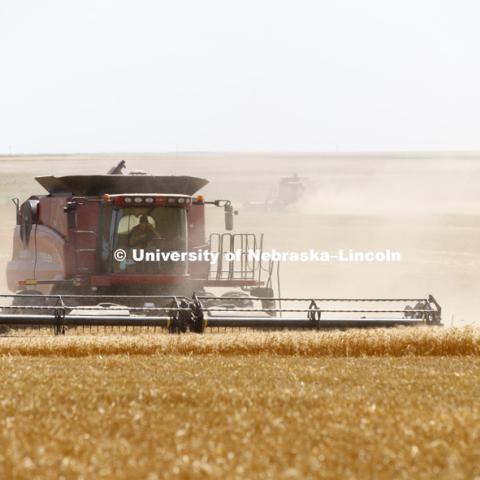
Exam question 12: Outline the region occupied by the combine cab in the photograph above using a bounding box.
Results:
[0,162,442,334]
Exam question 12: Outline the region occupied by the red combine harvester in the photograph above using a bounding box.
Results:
[0,162,441,334]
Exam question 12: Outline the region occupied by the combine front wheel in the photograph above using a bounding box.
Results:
[0,291,46,334]
[11,290,46,315]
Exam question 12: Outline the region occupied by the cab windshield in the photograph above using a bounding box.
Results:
[99,206,187,274]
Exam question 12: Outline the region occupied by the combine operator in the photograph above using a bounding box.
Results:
[128,215,158,248]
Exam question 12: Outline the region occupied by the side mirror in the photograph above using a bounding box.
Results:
[224,203,234,231]
[210,199,238,231]
[64,202,77,229]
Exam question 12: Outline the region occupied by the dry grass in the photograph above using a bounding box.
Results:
[0,326,479,357]
[0,355,479,479]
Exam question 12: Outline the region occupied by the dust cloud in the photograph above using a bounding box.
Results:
[1,153,479,325]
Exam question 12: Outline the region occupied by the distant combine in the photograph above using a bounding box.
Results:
[244,173,307,211]
[0,161,441,335]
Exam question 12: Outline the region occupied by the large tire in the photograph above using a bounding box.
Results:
[0,291,45,334]
[10,290,46,322]
[220,291,254,308]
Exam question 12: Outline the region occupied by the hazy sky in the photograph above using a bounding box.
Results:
[1,0,479,153]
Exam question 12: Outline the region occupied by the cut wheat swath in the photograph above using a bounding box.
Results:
[0,327,478,357]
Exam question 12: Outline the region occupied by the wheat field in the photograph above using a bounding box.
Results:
[0,328,479,479]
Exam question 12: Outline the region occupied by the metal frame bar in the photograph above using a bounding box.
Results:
[0,293,442,334]
[207,232,263,282]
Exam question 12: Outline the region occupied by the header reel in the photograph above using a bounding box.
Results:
[0,293,442,336]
